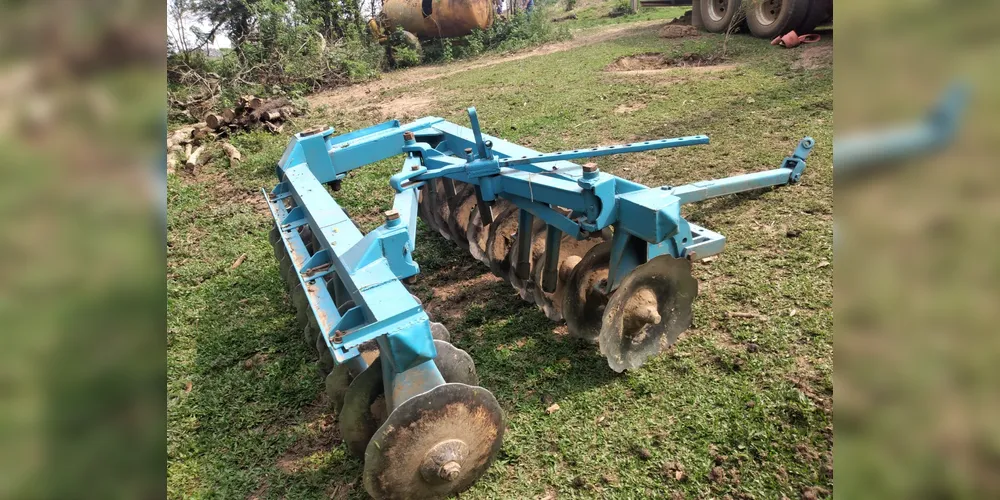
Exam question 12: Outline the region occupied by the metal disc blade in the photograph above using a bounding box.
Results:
[531,234,603,322]
[485,205,519,279]
[598,255,698,373]
[562,241,612,342]
[432,180,453,241]
[465,206,489,265]
[363,383,504,500]
[340,357,388,458]
[430,322,451,342]
[433,340,478,386]
[446,185,477,247]
[326,344,381,413]
[418,183,440,234]
[508,219,546,301]
[325,363,353,412]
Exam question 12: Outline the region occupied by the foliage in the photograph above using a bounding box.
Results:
[608,0,635,18]
[424,11,569,62]
[168,1,567,116]
[386,27,423,69]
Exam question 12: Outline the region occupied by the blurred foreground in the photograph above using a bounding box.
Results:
[0,0,997,498]
[836,1,1000,497]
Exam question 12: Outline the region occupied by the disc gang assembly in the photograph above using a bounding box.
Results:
[265,108,813,498]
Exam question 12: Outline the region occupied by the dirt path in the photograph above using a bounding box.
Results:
[308,20,666,111]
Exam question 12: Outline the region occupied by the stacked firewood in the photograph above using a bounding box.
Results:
[166,95,297,173]
[203,95,299,137]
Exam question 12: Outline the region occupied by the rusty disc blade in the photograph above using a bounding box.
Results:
[485,205,519,279]
[447,185,477,248]
[430,322,451,342]
[562,241,612,342]
[326,344,381,413]
[340,357,388,458]
[432,179,453,241]
[363,383,504,500]
[598,255,698,373]
[465,206,490,265]
[508,218,546,301]
[432,340,478,386]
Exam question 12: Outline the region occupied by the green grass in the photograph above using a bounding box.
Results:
[168,24,832,500]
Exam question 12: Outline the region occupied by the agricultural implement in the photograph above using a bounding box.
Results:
[265,109,813,498]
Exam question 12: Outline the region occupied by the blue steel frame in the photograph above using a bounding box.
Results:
[264,109,813,407]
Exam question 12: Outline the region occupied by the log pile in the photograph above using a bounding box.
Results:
[166,95,296,173]
[204,95,299,136]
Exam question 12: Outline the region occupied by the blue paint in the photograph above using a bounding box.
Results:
[264,108,813,410]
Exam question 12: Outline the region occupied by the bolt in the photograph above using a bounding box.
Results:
[331,179,342,191]
[332,330,344,343]
[464,147,473,156]
[582,163,598,173]
[438,461,462,482]
[411,165,420,171]
[403,131,415,141]
[385,209,400,221]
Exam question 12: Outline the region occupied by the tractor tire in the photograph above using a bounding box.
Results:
[795,0,833,34]
[699,0,743,33]
[745,0,810,40]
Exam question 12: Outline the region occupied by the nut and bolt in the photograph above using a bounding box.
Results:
[385,209,400,221]
[411,165,420,171]
[438,461,462,482]
[464,147,473,156]
[582,163,598,173]
[332,330,344,343]
[403,131,415,141]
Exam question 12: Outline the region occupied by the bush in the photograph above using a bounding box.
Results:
[608,0,635,17]
[425,11,569,63]
[565,0,577,11]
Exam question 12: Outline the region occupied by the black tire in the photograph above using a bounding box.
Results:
[746,0,810,39]
[699,0,743,33]
[795,0,832,34]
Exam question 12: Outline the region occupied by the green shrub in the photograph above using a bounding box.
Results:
[608,0,635,17]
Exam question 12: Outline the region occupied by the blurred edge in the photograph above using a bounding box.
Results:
[0,0,167,498]
[836,1,1000,498]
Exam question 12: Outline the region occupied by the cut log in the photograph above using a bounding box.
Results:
[249,98,291,121]
[205,113,225,129]
[261,110,281,122]
[184,143,192,159]
[248,97,264,110]
[221,142,242,167]
[192,127,215,142]
[185,146,205,170]
[222,108,237,123]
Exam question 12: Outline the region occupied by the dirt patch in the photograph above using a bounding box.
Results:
[791,45,832,71]
[659,25,699,39]
[354,93,438,121]
[607,53,728,73]
[308,20,667,112]
[423,272,505,323]
[614,102,647,114]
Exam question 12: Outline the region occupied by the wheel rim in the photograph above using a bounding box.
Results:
[707,0,729,22]
[752,0,781,26]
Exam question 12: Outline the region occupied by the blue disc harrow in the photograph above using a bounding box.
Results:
[265,108,813,498]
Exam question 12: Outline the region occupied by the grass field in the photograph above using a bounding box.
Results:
[167,19,832,500]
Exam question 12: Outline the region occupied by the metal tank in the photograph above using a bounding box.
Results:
[382,0,494,38]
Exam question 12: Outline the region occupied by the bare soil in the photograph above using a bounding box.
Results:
[791,45,833,71]
[308,20,667,113]
[606,53,729,72]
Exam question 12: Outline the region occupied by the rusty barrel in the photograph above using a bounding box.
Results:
[382,0,494,38]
